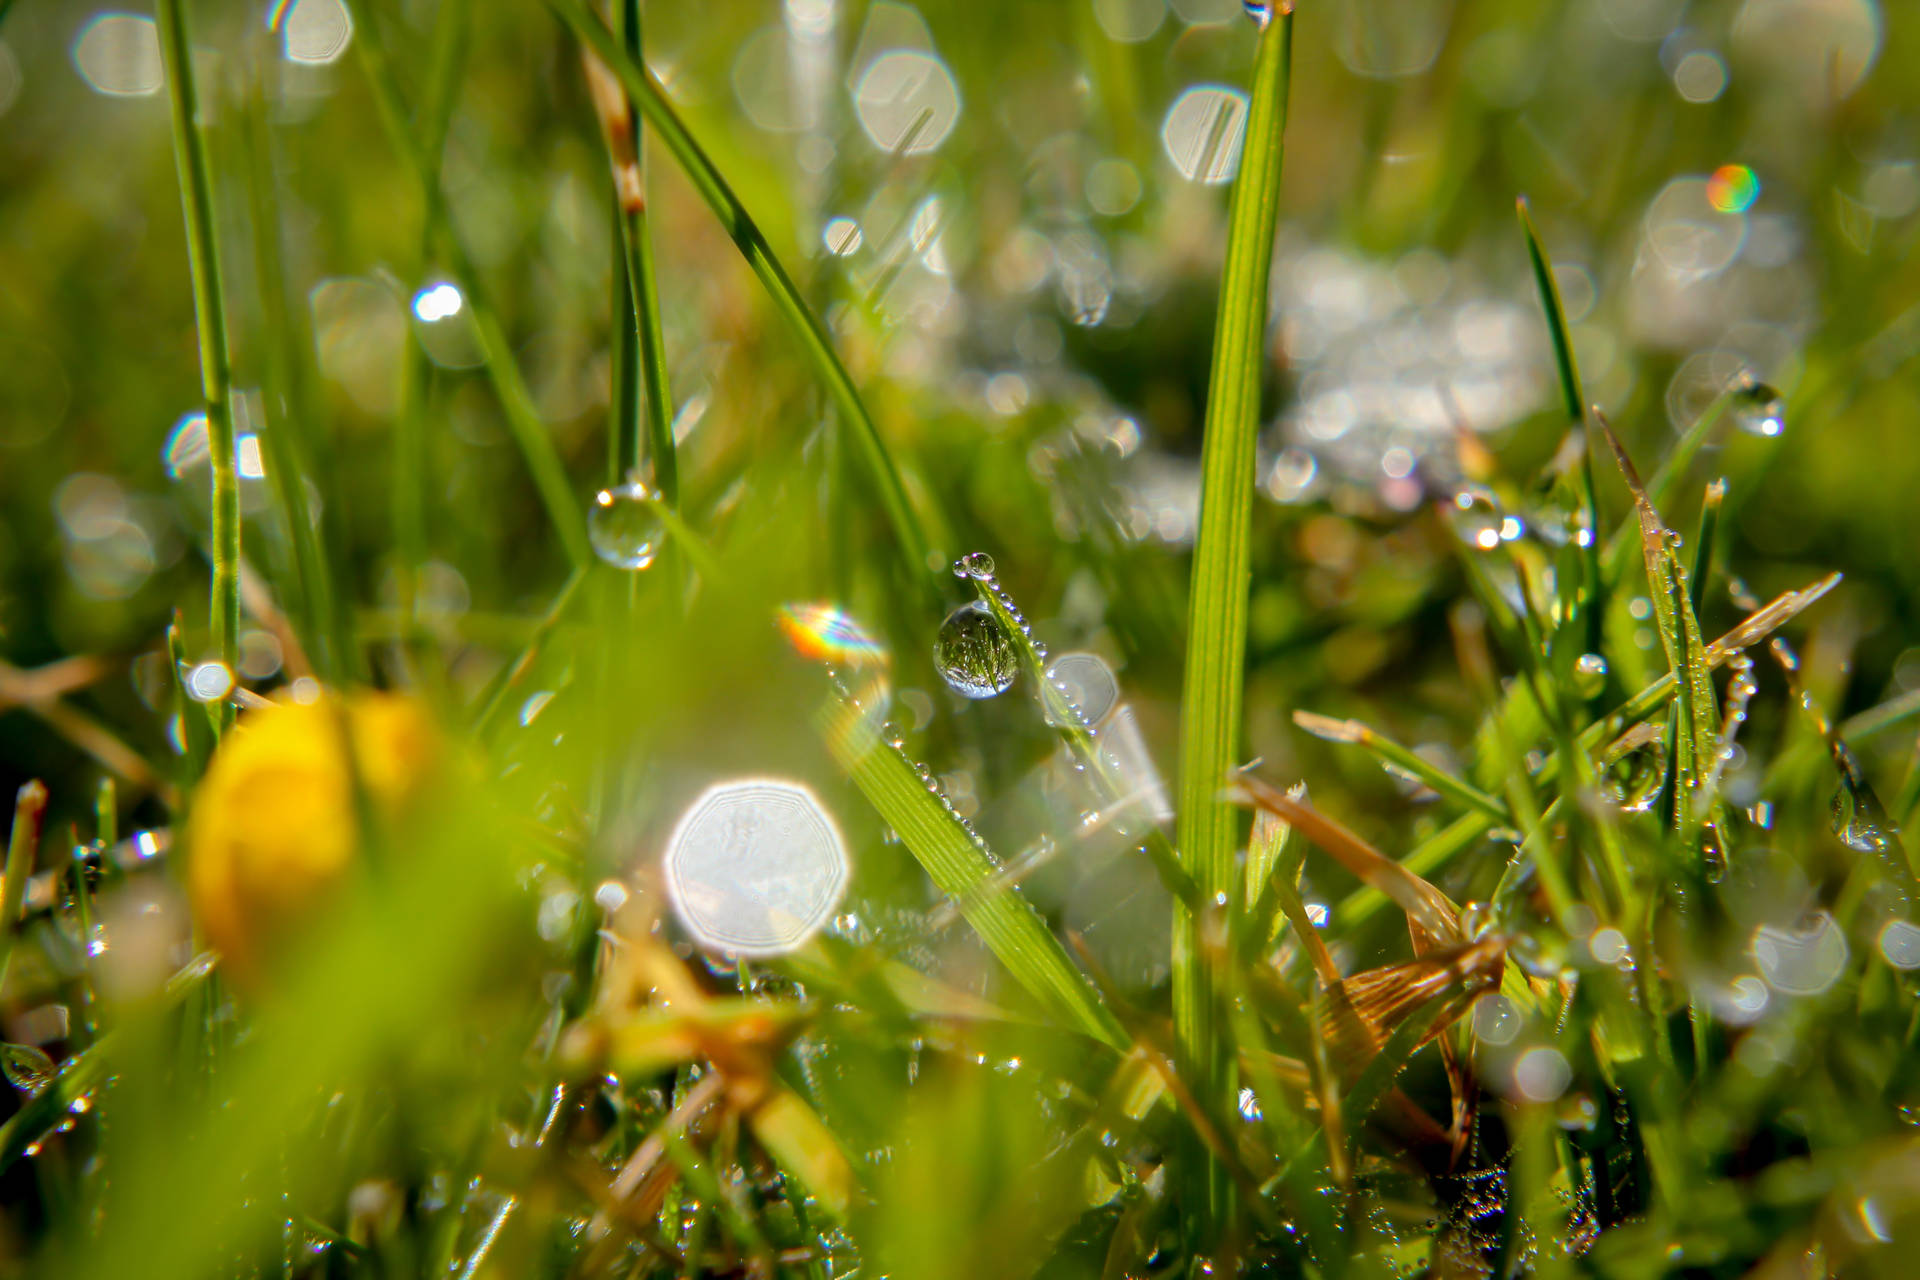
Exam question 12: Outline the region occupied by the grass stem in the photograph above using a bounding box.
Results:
[156,0,241,733]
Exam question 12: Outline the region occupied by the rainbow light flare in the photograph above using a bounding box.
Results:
[777,603,888,667]
[1707,164,1759,214]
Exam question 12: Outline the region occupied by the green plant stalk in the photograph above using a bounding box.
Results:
[156,0,240,733]
[341,0,590,569]
[548,0,935,592]
[1171,7,1293,1235]
[609,0,677,501]
[1518,197,1602,658]
[817,695,1126,1051]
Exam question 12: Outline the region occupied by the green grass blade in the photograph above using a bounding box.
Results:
[1293,710,1513,827]
[1594,413,1718,843]
[549,0,935,591]
[341,0,591,569]
[1172,6,1294,1231]
[817,695,1125,1051]
[1517,197,1602,656]
[1603,387,1738,585]
[155,0,241,732]
[1333,573,1841,928]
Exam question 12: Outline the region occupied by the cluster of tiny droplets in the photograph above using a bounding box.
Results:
[829,649,999,867]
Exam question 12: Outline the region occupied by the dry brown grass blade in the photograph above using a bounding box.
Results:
[1230,773,1462,944]
[1313,937,1506,1082]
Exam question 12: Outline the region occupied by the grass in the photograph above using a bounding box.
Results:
[6,1,1920,1277]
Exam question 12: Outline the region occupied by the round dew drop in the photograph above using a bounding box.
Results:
[934,601,1018,699]
[587,480,664,570]
[1730,378,1786,438]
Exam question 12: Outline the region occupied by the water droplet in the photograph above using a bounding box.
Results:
[1572,653,1608,699]
[1450,486,1505,551]
[1731,376,1786,438]
[1244,0,1274,30]
[1472,993,1522,1046]
[1,1043,57,1097]
[587,480,664,571]
[1460,900,1497,940]
[1599,728,1669,814]
[933,601,1017,699]
[953,551,995,580]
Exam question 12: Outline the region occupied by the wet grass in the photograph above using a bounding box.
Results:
[4,1,1920,1277]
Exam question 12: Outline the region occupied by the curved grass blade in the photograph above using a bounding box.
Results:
[1170,9,1295,1228]
[548,0,935,592]
[816,694,1125,1051]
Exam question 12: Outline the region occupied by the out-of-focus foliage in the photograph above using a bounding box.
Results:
[3,0,1920,1275]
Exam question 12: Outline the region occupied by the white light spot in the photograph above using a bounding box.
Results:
[72,14,163,98]
[853,49,960,155]
[822,216,863,256]
[1752,911,1849,995]
[278,0,353,65]
[663,778,850,956]
[1512,1046,1572,1102]
[1160,86,1248,184]
[411,283,464,323]
[185,662,234,703]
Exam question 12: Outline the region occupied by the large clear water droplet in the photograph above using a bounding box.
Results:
[934,601,1017,699]
[587,480,664,570]
[953,551,995,581]
[1730,377,1786,438]
[1,1043,57,1097]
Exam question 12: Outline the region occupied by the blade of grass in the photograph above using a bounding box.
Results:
[816,694,1125,1051]
[1293,710,1513,827]
[0,781,46,991]
[549,0,935,592]
[156,0,241,734]
[1171,6,1294,1232]
[339,0,590,569]
[1332,574,1841,929]
[1517,197,1602,657]
[1594,411,1718,847]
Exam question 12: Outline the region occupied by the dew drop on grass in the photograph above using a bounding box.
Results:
[1,1043,57,1097]
[586,479,663,570]
[1572,652,1608,698]
[1043,651,1119,726]
[1730,377,1786,438]
[1244,0,1274,29]
[934,601,1018,699]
